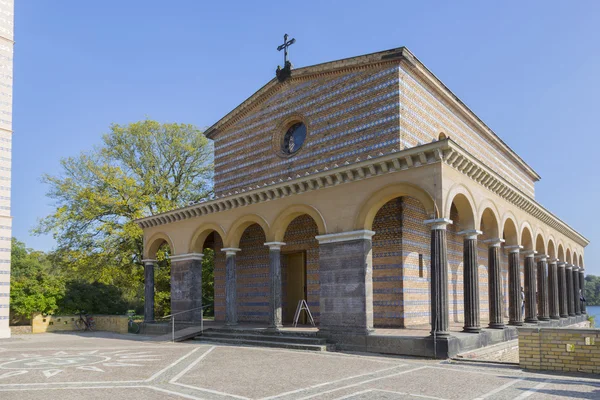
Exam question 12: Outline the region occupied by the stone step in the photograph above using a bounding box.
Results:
[194,336,332,351]
[200,331,328,345]
[205,327,319,338]
[153,326,204,342]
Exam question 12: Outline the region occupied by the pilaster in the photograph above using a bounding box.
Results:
[170,253,204,322]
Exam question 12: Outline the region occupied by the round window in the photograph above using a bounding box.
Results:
[282,122,307,155]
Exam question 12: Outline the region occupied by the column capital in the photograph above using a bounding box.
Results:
[572,266,580,271]
[505,245,523,253]
[424,218,453,230]
[458,229,482,239]
[535,254,548,262]
[547,258,558,264]
[142,259,157,265]
[522,250,537,258]
[264,242,286,250]
[170,253,204,262]
[557,261,567,267]
[566,264,573,270]
[222,248,241,256]
[483,238,505,247]
[315,230,375,244]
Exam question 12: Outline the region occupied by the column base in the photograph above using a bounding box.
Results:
[568,313,576,317]
[525,317,538,323]
[575,312,582,316]
[225,322,238,327]
[560,314,569,318]
[488,323,506,329]
[267,325,282,331]
[550,315,560,320]
[0,327,10,339]
[537,317,551,321]
[508,320,524,326]
[462,326,482,333]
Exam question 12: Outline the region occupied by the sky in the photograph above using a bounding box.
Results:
[12,1,600,274]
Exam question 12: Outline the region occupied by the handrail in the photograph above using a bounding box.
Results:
[149,304,213,343]
[159,304,212,320]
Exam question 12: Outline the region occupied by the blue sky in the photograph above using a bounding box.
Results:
[12,1,600,274]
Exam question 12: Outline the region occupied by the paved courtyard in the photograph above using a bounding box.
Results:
[0,332,598,399]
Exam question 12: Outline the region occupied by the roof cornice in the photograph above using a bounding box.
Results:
[134,139,588,248]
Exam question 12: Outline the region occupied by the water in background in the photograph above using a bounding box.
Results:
[587,305,600,326]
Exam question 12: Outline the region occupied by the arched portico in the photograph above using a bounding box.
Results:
[142,232,175,323]
[271,205,327,242]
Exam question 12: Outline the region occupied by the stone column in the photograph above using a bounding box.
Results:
[573,266,581,316]
[547,258,560,320]
[484,238,505,329]
[506,245,523,326]
[535,255,550,321]
[557,262,568,318]
[316,230,375,334]
[579,269,586,314]
[170,253,204,322]
[425,218,452,336]
[265,242,285,330]
[143,259,156,323]
[459,230,482,333]
[523,251,538,323]
[223,248,241,326]
[566,264,575,316]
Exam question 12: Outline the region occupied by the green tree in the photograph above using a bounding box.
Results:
[585,275,600,306]
[9,238,65,322]
[35,120,214,316]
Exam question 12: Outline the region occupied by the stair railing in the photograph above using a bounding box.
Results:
[156,304,213,343]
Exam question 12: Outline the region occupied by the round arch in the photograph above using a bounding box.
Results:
[144,232,175,259]
[271,204,327,242]
[535,233,547,256]
[502,214,519,246]
[566,248,572,265]
[355,183,437,231]
[573,251,579,267]
[579,254,584,268]
[547,237,557,259]
[444,184,477,230]
[225,214,270,248]
[558,243,565,262]
[520,223,534,251]
[189,223,227,253]
[479,207,501,239]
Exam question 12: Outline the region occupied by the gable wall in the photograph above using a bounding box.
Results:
[213,64,402,196]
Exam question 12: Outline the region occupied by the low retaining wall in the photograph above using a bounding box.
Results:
[31,313,128,334]
[519,325,599,374]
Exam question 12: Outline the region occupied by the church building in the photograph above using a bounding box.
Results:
[136,46,589,356]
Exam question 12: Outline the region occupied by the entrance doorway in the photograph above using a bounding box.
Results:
[283,251,307,324]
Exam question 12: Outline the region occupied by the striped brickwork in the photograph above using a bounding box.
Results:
[398,65,536,197]
[212,234,226,322]
[282,215,320,323]
[213,64,402,196]
[0,0,12,338]
[447,206,464,324]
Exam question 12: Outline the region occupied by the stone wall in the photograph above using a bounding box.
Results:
[518,325,599,374]
[31,313,128,334]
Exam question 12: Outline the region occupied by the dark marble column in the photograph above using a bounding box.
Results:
[426,218,452,336]
[506,245,523,326]
[143,260,155,322]
[485,239,505,329]
[265,242,285,329]
[316,230,375,334]
[573,266,581,316]
[459,230,482,333]
[557,262,568,318]
[547,259,560,320]
[223,248,241,326]
[566,264,575,316]
[579,269,586,314]
[536,255,550,321]
[523,251,538,323]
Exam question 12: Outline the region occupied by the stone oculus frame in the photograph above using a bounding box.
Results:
[135,47,588,340]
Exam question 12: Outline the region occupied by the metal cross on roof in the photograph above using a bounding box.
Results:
[277,34,296,65]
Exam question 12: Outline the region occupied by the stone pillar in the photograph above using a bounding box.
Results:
[143,259,156,323]
[506,245,523,326]
[535,255,550,321]
[557,262,568,318]
[170,253,204,322]
[579,267,587,314]
[573,266,581,316]
[566,264,575,316]
[425,218,452,336]
[223,248,241,326]
[484,238,505,329]
[459,230,482,333]
[547,258,560,320]
[265,242,285,329]
[315,230,375,334]
[523,251,538,323]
